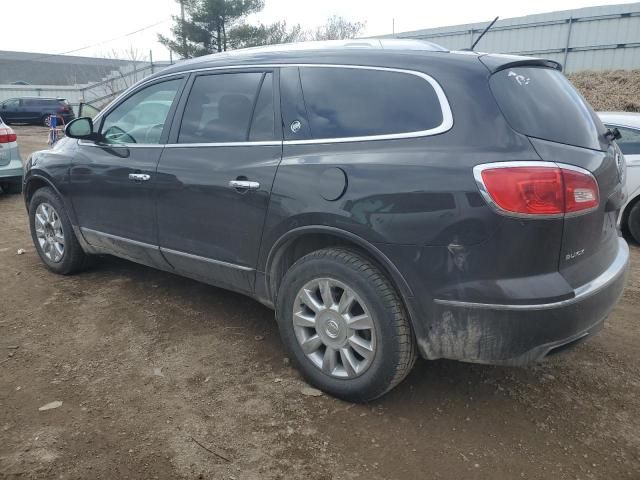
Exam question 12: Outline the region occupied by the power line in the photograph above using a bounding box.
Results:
[5,18,172,63]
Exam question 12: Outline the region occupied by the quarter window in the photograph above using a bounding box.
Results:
[607,125,640,155]
[298,67,444,140]
[101,79,182,145]
[179,72,274,144]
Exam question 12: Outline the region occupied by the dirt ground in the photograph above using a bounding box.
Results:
[1,126,640,479]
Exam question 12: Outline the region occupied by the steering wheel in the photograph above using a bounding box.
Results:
[104,125,136,144]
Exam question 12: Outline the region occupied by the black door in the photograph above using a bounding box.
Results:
[156,70,282,293]
[69,77,186,268]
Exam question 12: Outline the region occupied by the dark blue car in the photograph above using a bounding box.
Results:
[0,97,75,126]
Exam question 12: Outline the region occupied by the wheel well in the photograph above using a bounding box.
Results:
[268,233,410,311]
[24,177,50,207]
[621,194,640,236]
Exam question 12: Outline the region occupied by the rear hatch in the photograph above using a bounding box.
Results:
[485,59,625,288]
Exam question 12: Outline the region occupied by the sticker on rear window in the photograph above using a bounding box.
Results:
[507,70,530,86]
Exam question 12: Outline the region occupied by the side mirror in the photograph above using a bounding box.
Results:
[66,117,99,141]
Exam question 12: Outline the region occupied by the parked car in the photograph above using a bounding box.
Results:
[22,40,629,402]
[0,115,22,193]
[0,97,75,126]
[598,112,640,243]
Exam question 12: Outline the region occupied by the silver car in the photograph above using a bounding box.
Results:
[599,112,640,243]
[0,115,22,194]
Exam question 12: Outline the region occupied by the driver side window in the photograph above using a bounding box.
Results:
[3,99,20,109]
[101,79,182,145]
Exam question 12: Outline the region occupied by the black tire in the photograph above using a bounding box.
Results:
[29,187,88,275]
[627,201,640,245]
[276,247,417,402]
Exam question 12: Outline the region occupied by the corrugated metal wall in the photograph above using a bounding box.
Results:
[386,2,640,72]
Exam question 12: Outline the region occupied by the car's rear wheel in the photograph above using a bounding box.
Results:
[29,187,88,274]
[627,201,640,244]
[276,247,417,402]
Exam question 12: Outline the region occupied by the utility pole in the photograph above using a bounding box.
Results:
[392,18,395,35]
[180,0,187,58]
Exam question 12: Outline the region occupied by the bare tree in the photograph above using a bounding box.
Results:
[91,47,149,104]
[313,15,365,41]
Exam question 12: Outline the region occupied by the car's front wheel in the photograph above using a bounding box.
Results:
[29,187,88,274]
[276,248,417,402]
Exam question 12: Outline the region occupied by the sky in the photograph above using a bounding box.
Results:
[2,0,637,61]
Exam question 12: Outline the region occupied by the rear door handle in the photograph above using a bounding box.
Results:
[229,180,260,190]
[128,173,151,182]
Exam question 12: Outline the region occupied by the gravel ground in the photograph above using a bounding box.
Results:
[1,126,639,479]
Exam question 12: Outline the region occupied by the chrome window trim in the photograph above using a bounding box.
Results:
[100,63,453,146]
[78,140,165,148]
[164,141,281,148]
[160,247,254,272]
[473,161,599,220]
[434,237,628,311]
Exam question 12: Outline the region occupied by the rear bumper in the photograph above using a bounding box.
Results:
[421,237,629,365]
[0,158,23,181]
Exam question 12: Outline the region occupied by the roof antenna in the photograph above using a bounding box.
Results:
[471,16,499,50]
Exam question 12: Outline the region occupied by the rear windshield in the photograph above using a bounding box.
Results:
[490,67,606,151]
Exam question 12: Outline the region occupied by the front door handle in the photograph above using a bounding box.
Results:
[128,173,151,182]
[229,180,260,190]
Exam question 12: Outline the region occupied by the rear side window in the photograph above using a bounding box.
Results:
[179,72,274,143]
[608,126,640,155]
[490,67,606,151]
[298,67,445,140]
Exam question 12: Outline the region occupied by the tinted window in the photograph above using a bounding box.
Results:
[179,72,272,143]
[298,67,444,139]
[490,67,606,151]
[101,79,181,144]
[606,125,640,156]
[2,99,20,109]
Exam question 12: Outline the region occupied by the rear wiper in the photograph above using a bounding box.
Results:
[605,127,622,142]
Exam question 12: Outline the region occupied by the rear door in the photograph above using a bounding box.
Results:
[156,69,282,293]
[24,99,42,122]
[489,65,625,287]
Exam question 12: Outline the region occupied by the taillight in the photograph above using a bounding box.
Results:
[474,162,599,217]
[58,106,70,113]
[0,127,17,143]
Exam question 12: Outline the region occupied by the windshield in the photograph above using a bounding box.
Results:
[490,67,607,151]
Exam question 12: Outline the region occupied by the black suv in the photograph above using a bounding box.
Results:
[22,40,629,401]
[0,97,75,126]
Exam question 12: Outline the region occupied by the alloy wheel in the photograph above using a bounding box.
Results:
[292,278,377,379]
[34,202,65,263]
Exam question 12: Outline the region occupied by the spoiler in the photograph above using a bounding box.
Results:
[479,53,562,73]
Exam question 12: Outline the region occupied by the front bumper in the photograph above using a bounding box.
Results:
[422,237,629,365]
